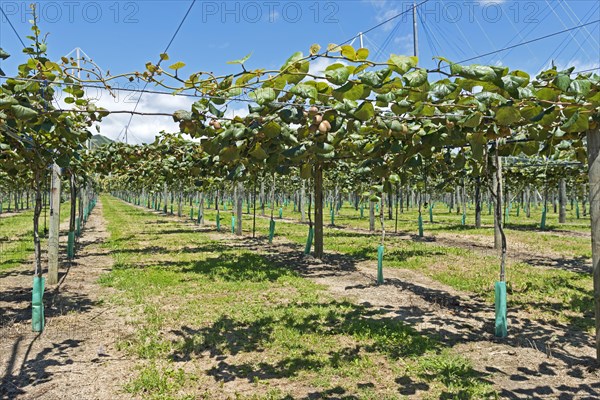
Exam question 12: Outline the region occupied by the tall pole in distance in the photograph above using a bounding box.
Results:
[412,1,419,59]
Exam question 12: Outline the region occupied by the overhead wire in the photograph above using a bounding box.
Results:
[122,0,197,142]
[446,19,600,66]
[538,2,599,71]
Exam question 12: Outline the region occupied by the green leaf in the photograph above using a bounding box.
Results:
[300,163,312,179]
[459,112,483,128]
[262,121,281,139]
[160,53,169,61]
[169,61,186,71]
[282,52,304,69]
[429,80,458,99]
[208,102,224,118]
[403,68,428,87]
[0,97,18,108]
[341,45,356,60]
[290,83,318,99]
[249,87,277,105]
[562,110,589,133]
[0,48,9,60]
[10,104,37,120]
[325,66,351,85]
[495,106,521,126]
[354,101,374,121]
[356,48,369,61]
[219,146,240,162]
[227,52,252,65]
[173,110,193,122]
[249,143,268,160]
[309,44,321,55]
[388,55,418,74]
[535,88,559,101]
[568,79,592,97]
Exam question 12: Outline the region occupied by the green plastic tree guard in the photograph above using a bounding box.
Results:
[429,205,433,223]
[268,219,276,244]
[576,202,580,219]
[330,207,335,225]
[461,212,466,226]
[495,281,508,338]
[279,207,283,219]
[516,204,520,217]
[76,217,81,236]
[304,227,314,255]
[32,277,45,332]
[418,214,424,237]
[488,202,492,215]
[231,216,235,233]
[67,231,75,259]
[216,213,221,231]
[377,244,384,284]
[190,208,194,220]
[360,206,364,218]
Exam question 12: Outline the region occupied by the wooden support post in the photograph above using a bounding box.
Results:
[47,163,61,285]
[585,127,600,364]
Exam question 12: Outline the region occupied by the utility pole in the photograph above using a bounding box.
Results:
[412,1,419,59]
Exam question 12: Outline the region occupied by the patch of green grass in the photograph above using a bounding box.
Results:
[101,195,495,399]
[197,202,594,330]
[0,202,72,271]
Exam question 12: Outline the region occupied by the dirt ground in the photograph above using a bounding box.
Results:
[1,202,599,399]
[0,202,136,400]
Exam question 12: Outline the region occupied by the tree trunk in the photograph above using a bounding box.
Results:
[475,177,482,228]
[300,179,306,223]
[559,178,567,223]
[260,179,266,216]
[492,154,503,251]
[585,128,600,364]
[314,164,324,259]
[69,174,77,235]
[369,192,375,232]
[33,178,43,277]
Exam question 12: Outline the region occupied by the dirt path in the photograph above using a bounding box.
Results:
[149,206,600,399]
[0,201,135,400]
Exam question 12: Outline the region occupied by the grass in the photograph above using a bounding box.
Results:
[192,200,594,331]
[0,201,72,271]
[100,195,496,399]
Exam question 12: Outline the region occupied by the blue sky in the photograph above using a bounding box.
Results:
[1,0,599,143]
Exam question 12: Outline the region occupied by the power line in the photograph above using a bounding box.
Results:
[337,0,431,49]
[0,6,27,49]
[451,19,600,66]
[123,0,196,143]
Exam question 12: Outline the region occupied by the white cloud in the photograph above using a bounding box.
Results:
[392,34,414,55]
[55,87,196,144]
[308,57,343,78]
